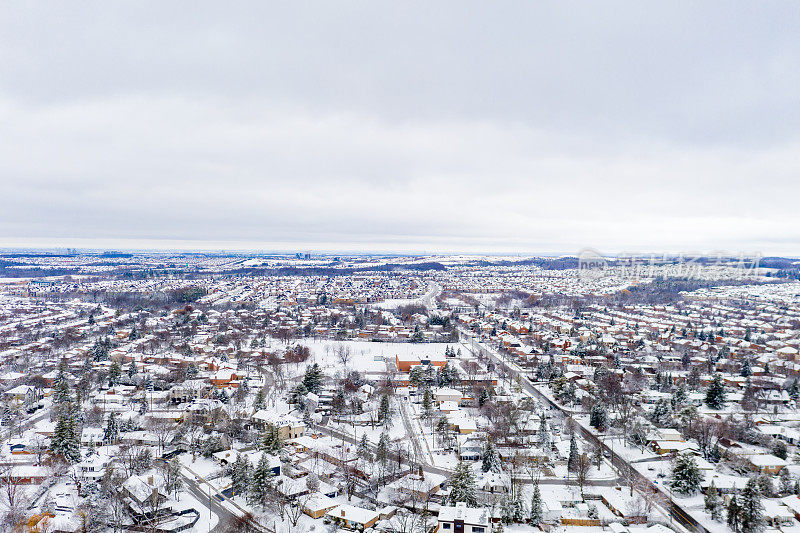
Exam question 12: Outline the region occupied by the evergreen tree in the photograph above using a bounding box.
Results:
[741,358,752,378]
[537,417,550,450]
[421,388,433,419]
[482,439,501,473]
[376,432,389,466]
[108,361,121,387]
[254,388,265,410]
[727,494,741,532]
[249,452,274,508]
[165,459,183,496]
[756,475,773,498]
[589,403,607,431]
[705,481,723,520]
[567,434,578,473]
[670,453,702,495]
[127,361,137,379]
[260,423,283,453]
[705,373,726,410]
[478,388,489,407]
[672,384,688,408]
[303,363,323,394]
[51,412,80,463]
[773,439,788,460]
[104,412,119,444]
[52,364,72,407]
[739,477,764,533]
[436,416,451,448]
[229,454,252,497]
[780,467,793,495]
[357,434,372,463]
[790,380,800,401]
[651,399,671,426]
[529,482,543,525]
[448,461,477,506]
[289,383,307,405]
[379,394,391,425]
[185,362,198,378]
[501,492,525,524]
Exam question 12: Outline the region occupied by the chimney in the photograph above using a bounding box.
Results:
[148,475,154,485]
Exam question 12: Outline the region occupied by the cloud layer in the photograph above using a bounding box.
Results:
[1,2,799,254]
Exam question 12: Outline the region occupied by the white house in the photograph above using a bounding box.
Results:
[437,503,490,533]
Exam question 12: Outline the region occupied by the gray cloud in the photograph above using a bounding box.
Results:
[1,1,799,255]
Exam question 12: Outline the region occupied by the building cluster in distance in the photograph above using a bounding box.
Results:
[0,251,798,533]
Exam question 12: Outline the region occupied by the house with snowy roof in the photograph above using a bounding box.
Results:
[436,502,490,533]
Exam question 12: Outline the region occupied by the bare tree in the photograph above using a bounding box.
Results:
[287,494,309,528]
[575,453,592,497]
[0,466,29,530]
[337,345,352,369]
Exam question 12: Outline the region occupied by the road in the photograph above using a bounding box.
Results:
[459,329,706,533]
[398,397,425,463]
[419,281,443,311]
[180,463,268,533]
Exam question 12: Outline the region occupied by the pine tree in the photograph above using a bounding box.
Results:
[651,399,671,426]
[780,467,793,495]
[108,361,121,387]
[376,432,389,465]
[705,482,723,520]
[741,358,752,378]
[379,394,391,425]
[51,412,80,463]
[229,454,252,497]
[705,373,726,410]
[254,388,265,410]
[482,439,501,473]
[739,477,764,533]
[421,388,433,419]
[127,361,137,378]
[448,461,477,506]
[249,453,274,508]
[567,434,578,473]
[773,440,788,460]
[436,416,451,448]
[589,404,607,431]
[537,417,550,450]
[289,383,307,405]
[501,492,525,524]
[166,458,183,496]
[727,493,741,532]
[303,363,323,394]
[260,423,283,453]
[104,412,119,444]
[670,453,702,495]
[529,482,543,525]
[672,384,688,408]
[357,434,372,462]
[52,364,72,407]
[478,388,489,407]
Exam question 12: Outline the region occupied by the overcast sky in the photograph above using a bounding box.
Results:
[1,2,799,255]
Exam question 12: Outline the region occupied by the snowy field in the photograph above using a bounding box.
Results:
[300,338,459,374]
